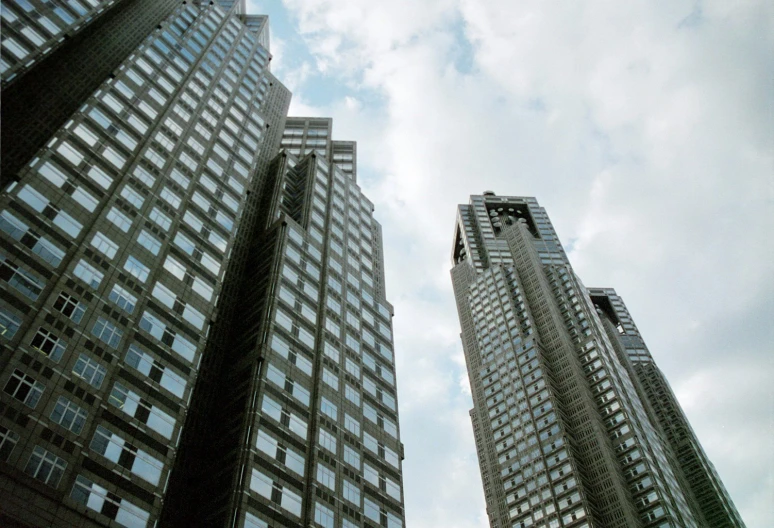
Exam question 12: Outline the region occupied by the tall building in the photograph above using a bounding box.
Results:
[451,192,745,528]
[0,2,406,528]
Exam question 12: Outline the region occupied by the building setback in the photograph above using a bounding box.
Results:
[450,192,745,528]
[0,2,406,528]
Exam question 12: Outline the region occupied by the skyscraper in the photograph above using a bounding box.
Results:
[0,2,406,527]
[451,192,744,528]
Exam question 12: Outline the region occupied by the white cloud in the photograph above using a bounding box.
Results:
[275,0,773,526]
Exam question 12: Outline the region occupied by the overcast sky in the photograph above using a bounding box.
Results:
[249,1,772,526]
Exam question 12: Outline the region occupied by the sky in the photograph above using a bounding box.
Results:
[248,1,773,526]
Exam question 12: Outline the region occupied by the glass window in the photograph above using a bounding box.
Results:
[30,327,66,362]
[314,502,335,528]
[72,354,106,388]
[106,207,132,232]
[121,185,145,209]
[0,426,20,462]
[50,396,87,434]
[149,207,172,230]
[124,255,150,282]
[344,414,360,436]
[343,479,361,506]
[137,230,162,255]
[32,236,64,267]
[4,369,44,408]
[160,187,182,208]
[54,209,82,238]
[322,368,338,389]
[24,446,66,488]
[192,276,213,301]
[343,445,360,469]
[164,256,186,280]
[0,308,22,340]
[72,186,99,212]
[17,185,48,212]
[90,232,118,259]
[91,317,123,349]
[73,259,103,289]
[318,428,336,454]
[320,397,337,420]
[109,284,137,314]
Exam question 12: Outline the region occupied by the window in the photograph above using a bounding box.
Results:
[320,397,337,420]
[244,513,268,528]
[121,185,145,209]
[316,463,335,491]
[322,368,338,389]
[160,187,182,208]
[266,364,309,406]
[32,236,64,267]
[343,445,361,469]
[109,382,175,439]
[0,210,28,240]
[109,284,137,314]
[323,342,339,363]
[90,425,164,485]
[91,317,123,349]
[345,358,360,378]
[73,259,104,289]
[50,396,87,434]
[4,369,44,408]
[319,428,336,454]
[345,384,360,406]
[174,232,196,255]
[344,414,360,436]
[24,446,66,488]
[126,344,186,398]
[261,395,307,439]
[89,232,118,260]
[72,354,107,389]
[71,475,150,527]
[343,479,361,506]
[0,425,20,462]
[1,256,45,300]
[0,307,22,339]
[30,328,66,362]
[270,334,312,376]
[124,255,150,282]
[314,502,335,528]
[149,207,172,230]
[255,428,306,476]
[72,186,99,212]
[54,209,82,238]
[192,276,213,301]
[137,230,162,255]
[250,469,302,517]
[106,207,132,232]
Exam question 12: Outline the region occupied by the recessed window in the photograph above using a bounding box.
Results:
[72,353,107,389]
[24,446,66,488]
[50,396,87,434]
[30,327,66,362]
[4,369,44,408]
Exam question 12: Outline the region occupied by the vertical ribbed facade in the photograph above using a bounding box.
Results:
[0,3,407,527]
[588,288,747,528]
[0,2,289,526]
[0,0,183,184]
[451,193,744,528]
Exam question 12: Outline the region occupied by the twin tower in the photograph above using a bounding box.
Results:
[0,1,743,528]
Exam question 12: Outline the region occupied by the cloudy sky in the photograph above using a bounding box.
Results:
[249,1,772,526]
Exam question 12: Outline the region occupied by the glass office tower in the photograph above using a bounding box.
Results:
[0,2,406,528]
[451,193,744,528]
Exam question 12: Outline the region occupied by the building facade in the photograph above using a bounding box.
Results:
[450,192,744,528]
[0,2,406,528]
